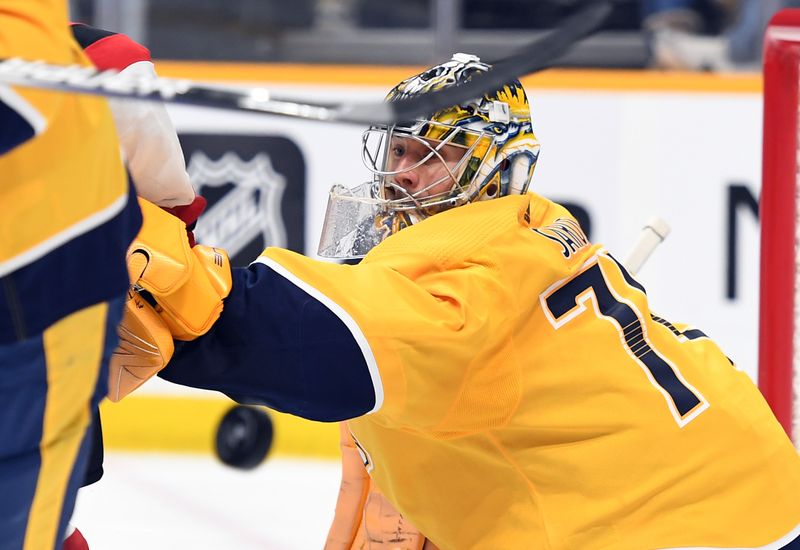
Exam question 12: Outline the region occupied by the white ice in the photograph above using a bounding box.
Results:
[73,452,341,550]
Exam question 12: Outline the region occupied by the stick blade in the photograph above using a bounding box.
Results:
[623,217,671,276]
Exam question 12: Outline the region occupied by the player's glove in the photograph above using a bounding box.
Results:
[107,288,175,402]
[128,197,232,340]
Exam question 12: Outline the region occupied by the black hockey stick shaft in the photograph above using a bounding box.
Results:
[386,1,613,122]
[0,1,611,125]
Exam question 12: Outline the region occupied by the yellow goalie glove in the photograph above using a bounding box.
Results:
[107,289,175,402]
[325,423,438,550]
[107,198,233,401]
[128,197,232,340]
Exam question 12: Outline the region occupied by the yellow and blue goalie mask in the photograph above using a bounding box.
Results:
[318,53,540,259]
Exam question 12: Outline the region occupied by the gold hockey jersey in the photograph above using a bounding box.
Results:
[259,192,800,549]
[0,0,140,342]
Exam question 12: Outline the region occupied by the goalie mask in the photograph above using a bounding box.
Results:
[318,53,540,259]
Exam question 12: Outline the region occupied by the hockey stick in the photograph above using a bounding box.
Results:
[0,2,611,125]
[386,1,613,123]
[623,217,671,276]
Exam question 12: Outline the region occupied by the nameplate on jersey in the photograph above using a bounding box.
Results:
[532,217,589,259]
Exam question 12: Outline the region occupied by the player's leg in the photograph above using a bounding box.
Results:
[80,409,104,489]
[0,297,122,550]
[61,407,105,550]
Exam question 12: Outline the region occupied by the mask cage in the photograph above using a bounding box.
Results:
[360,121,496,213]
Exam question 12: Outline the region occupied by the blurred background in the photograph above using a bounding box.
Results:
[68,1,791,548]
[69,0,782,69]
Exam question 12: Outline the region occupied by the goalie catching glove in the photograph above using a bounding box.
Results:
[108,197,232,401]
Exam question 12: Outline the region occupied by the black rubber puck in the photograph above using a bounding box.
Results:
[214,405,274,470]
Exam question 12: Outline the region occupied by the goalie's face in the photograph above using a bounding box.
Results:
[316,123,493,260]
[383,134,467,202]
[317,53,539,260]
[362,121,493,214]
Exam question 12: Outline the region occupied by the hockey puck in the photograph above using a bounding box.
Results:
[214,405,274,470]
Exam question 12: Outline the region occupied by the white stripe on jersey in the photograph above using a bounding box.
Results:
[0,84,47,138]
[661,521,800,550]
[0,192,129,277]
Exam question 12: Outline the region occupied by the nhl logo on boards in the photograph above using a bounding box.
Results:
[178,134,307,266]
[188,151,286,256]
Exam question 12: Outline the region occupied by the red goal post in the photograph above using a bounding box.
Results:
[759,9,800,445]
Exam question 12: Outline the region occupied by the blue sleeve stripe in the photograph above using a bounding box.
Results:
[160,259,379,421]
[254,255,384,414]
[0,184,141,343]
[0,85,47,154]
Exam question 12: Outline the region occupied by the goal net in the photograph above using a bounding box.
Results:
[759,9,800,447]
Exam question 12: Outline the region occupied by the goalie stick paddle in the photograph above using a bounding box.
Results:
[623,217,671,276]
[0,2,611,125]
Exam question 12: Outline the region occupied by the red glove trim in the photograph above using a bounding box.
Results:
[163,196,207,247]
[82,31,152,71]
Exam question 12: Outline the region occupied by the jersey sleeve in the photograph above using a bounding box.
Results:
[0,3,141,341]
[161,241,519,433]
[159,258,381,422]
[0,86,47,155]
[0,1,75,153]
